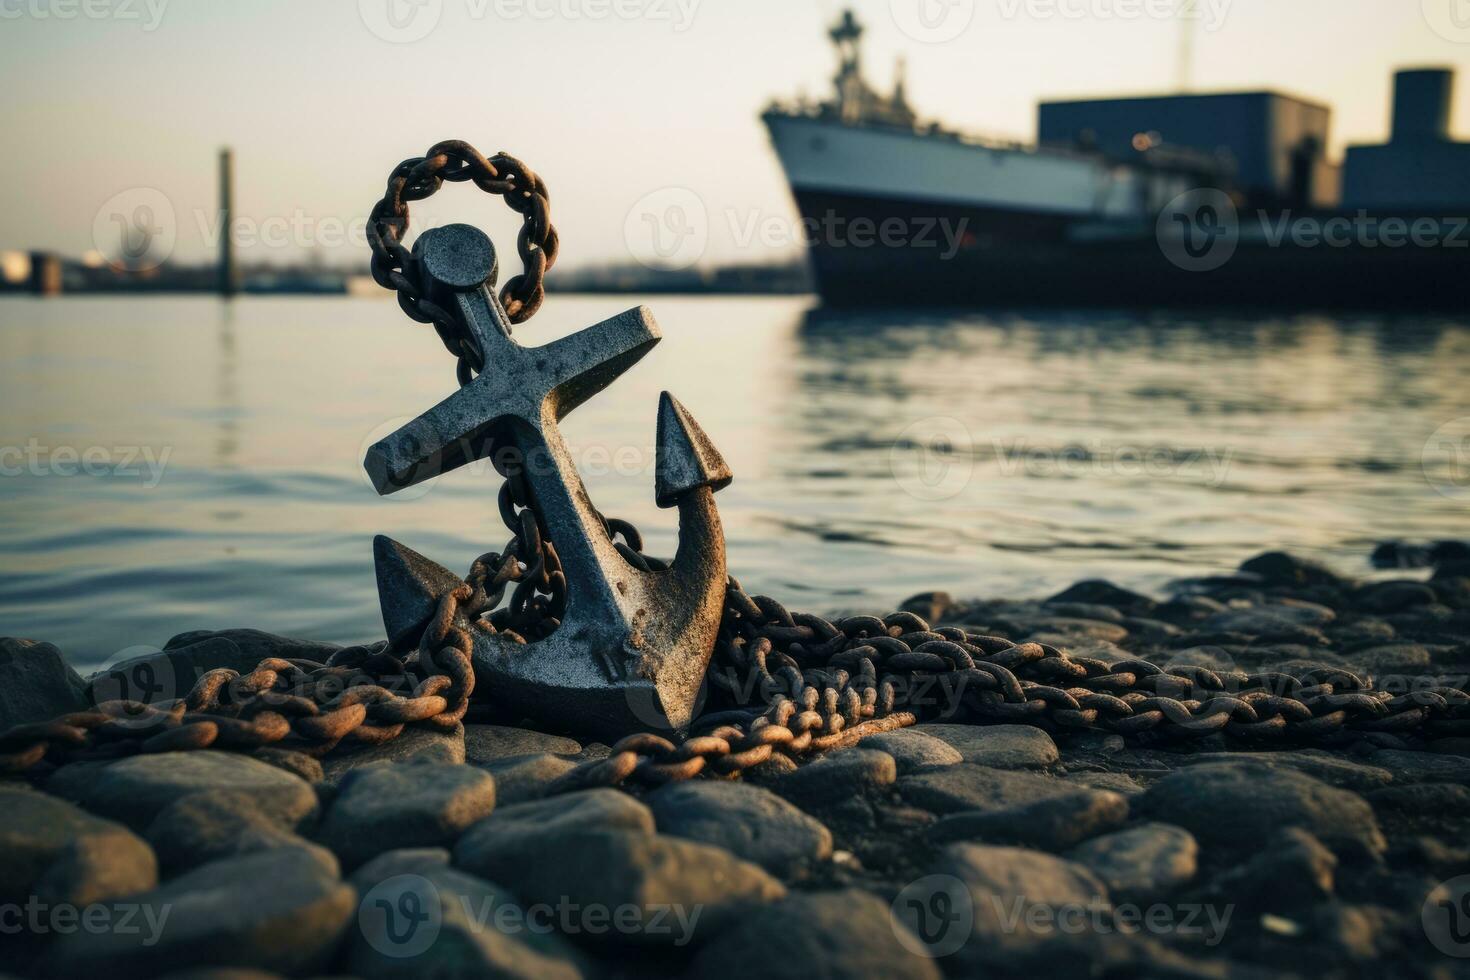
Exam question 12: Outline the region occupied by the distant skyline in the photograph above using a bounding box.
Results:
[2,0,1467,270]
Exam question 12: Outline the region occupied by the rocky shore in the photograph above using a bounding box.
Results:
[3,549,1470,978]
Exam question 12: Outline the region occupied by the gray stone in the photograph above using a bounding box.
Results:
[321,723,466,786]
[1202,606,1335,636]
[348,847,451,894]
[0,638,87,730]
[85,636,268,707]
[0,787,156,908]
[1346,643,1431,673]
[647,781,832,875]
[900,764,1074,815]
[1367,749,1470,784]
[250,747,324,784]
[577,742,612,761]
[317,762,496,869]
[475,829,784,945]
[463,724,581,764]
[899,590,952,625]
[1064,772,1145,795]
[1172,750,1394,792]
[163,627,344,662]
[911,724,1058,768]
[687,888,941,980]
[1022,618,1130,645]
[762,748,896,809]
[1239,552,1344,588]
[929,789,1129,850]
[480,752,581,804]
[145,789,313,875]
[1206,827,1335,914]
[1138,762,1386,859]
[858,730,964,773]
[1066,823,1198,902]
[347,867,585,980]
[46,751,318,833]
[454,788,655,884]
[936,843,1119,972]
[1044,602,1127,624]
[44,847,354,979]
[1359,581,1438,614]
[1045,580,1157,614]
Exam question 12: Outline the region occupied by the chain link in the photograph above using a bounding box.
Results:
[0,584,477,772]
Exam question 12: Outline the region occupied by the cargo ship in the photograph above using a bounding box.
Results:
[763,10,1470,310]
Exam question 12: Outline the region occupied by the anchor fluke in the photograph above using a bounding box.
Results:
[373,535,465,649]
[654,391,733,508]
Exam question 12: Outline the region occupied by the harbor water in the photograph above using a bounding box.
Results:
[1,294,1467,668]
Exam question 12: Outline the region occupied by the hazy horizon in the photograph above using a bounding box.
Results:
[3,0,1467,272]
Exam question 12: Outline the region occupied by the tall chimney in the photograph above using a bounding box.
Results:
[218,147,238,297]
[1392,68,1454,143]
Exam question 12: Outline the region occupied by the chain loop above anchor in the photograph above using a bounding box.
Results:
[366,140,559,382]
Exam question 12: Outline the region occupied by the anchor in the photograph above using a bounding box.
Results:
[363,223,732,737]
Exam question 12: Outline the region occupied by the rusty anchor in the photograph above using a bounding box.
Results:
[364,223,732,736]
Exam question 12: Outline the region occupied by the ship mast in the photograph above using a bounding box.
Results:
[830,9,864,124]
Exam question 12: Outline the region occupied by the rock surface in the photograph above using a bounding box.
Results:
[0,638,88,730]
[647,781,832,875]
[44,846,355,979]
[473,829,785,945]
[910,724,1059,768]
[928,788,1129,849]
[687,889,942,980]
[347,866,585,979]
[0,786,157,908]
[1065,823,1199,902]
[46,751,318,833]
[900,764,1074,815]
[9,549,1470,977]
[145,789,312,875]
[454,788,655,884]
[1138,762,1387,858]
[463,724,581,764]
[320,723,467,786]
[317,762,496,869]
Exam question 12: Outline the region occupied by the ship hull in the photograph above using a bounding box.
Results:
[790,186,1470,311]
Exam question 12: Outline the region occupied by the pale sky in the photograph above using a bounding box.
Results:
[2,0,1467,269]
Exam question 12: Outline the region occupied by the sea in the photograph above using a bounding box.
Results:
[2,294,1467,670]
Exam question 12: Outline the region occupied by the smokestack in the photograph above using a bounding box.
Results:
[1392,68,1454,143]
[218,147,238,297]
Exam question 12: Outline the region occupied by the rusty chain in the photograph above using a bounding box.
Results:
[367,140,558,383]
[4,146,1467,783]
[0,582,478,773]
[547,581,1470,791]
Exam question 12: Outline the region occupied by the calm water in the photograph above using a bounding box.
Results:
[2,295,1468,669]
